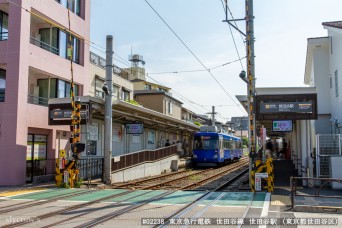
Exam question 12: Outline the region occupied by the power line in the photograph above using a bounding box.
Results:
[145,74,211,114]
[144,0,246,114]
[147,56,245,75]
[6,0,133,69]
[220,0,244,70]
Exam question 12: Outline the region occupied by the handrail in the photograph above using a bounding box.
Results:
[30,36,59,55]
[27,94,49,106]
[290,176,342,209]
[0,32,8,41]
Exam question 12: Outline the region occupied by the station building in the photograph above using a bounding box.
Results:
[236,21,342,188]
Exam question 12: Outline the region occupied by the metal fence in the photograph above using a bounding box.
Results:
[27,159,56,177]
[78,157,104,180]
[290,176,342,209]
[111,145,177,172]
[27,158,103,181]
[316,134,342,177]
[30,36,59,55]
[27,94,49,106]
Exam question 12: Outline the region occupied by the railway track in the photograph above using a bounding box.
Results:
[112,158,248,191]
[2,158,253,227]
[0,189,95,214]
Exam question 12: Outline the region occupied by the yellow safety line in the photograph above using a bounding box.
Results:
[0,188,46,197]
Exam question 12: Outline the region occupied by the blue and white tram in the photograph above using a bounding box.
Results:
[192,131,243,166]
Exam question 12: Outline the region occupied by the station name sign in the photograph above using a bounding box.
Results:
[260,101,313,113]
[49,109,88,119]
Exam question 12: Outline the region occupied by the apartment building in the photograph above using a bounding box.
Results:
[0,0,90,185]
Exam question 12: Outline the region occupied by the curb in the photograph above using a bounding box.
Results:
[294,205,342,214]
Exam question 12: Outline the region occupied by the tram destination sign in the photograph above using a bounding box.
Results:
[260,101,313,113]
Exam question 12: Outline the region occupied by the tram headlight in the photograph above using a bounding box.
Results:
[193,154,197,159]
[213,155,218,159]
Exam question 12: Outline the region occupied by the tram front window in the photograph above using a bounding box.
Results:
[194,135,218,150]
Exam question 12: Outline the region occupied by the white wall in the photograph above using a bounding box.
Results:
[313,45,330,114]
[328,29,342,130]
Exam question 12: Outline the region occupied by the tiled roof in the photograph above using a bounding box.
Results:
[322,21,342,29]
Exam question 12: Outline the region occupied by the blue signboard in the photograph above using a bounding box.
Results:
[126,123,144,134]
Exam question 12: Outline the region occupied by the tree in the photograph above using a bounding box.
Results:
[242,136,248,148]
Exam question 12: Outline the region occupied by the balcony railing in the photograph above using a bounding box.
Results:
[90,51,129,80]
[27,94,49,106]
[30,36,59,55]
[0,32,8,41]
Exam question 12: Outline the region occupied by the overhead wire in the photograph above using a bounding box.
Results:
[8,0,246,118]
[220,0,246,48]
[143,0,246,115]
[145,74,211,114]
[220,0,244,70]
[6,0,210,116]
[6,0,132,70]
[147,56,245,75]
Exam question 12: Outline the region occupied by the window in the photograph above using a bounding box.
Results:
[39,28,59,55]
[59,31,80,64]
[330,77,332,89]
[95,77,104,98]
[121,89,130,101]
[37,78,78,100]
[335,70,339,97]
[57,0,81,16]
[144,84,152,90]
[167,101,173,114]
[0,11,8,41]
[88,141,97,155]
[113,85,119,100]
[0,69,6,102]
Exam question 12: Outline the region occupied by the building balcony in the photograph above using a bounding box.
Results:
[30,36,59,56]
[27,94,49,107]
[0,31,8,41]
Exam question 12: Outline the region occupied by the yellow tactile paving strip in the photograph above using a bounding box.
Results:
[0,188,46,197]
[271,195,291,206]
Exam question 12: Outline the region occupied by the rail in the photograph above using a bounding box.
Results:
[27,94,49,106]
[30,36,59,55]
[78,157,103,180]
[111,145,177,172]
[0,32,8,41]
[290,176,342,209]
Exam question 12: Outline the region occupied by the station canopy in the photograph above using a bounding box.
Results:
[236,87,317,137]
[48,96,199,135]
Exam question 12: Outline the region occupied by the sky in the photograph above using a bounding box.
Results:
[90,0,342,123]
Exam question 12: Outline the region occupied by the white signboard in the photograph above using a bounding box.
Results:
[113,125,122,142]
[113,156,121,162]
[255,172,268,178]
[255,176,261,191]
[132,135,141,144]
[88,123,98,141]
[63,171,69,184]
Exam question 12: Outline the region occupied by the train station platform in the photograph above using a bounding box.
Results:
[272,158,342,214]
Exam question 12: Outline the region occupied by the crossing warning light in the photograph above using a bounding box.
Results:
[71,142,85,154]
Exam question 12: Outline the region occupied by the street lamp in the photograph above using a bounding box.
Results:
[239,70,248,83]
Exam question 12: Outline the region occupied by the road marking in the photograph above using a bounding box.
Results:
[259,192,271,228]
[0,188,46,197]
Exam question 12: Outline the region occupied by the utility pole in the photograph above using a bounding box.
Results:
[211,106,216,127]
[223,0,256,189]
[104,35,113,185]
[246,0,257,188]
